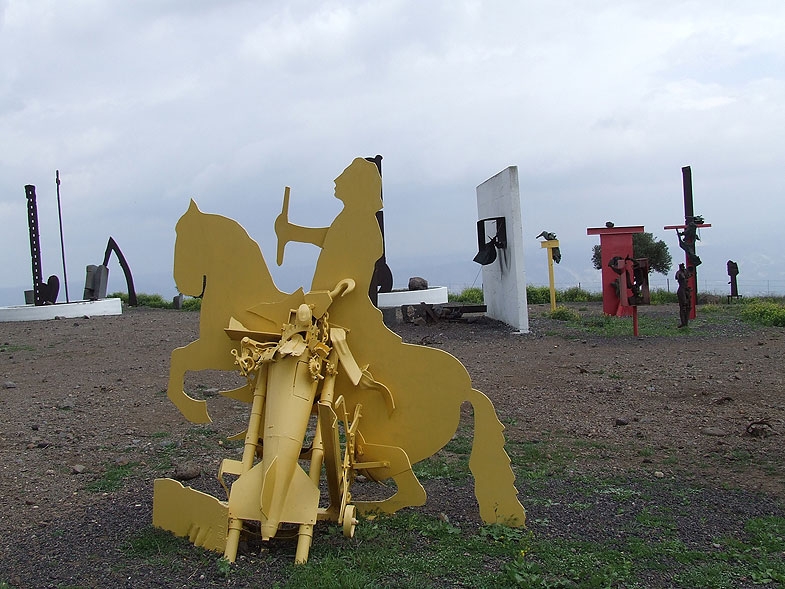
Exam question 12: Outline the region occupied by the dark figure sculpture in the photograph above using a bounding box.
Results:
[727,260,739,299]
[536,230,561,264]
[676,263,694,328]
[676,218,702,268]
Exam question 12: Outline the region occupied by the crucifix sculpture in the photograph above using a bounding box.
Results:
[664,166,711,321]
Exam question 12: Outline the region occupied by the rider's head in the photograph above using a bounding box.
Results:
[333,158,382,211]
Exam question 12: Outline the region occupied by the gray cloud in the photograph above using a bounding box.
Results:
[1,0,784,305]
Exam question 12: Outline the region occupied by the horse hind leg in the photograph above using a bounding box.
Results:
[465,388,526,527]
[353,441,426,516]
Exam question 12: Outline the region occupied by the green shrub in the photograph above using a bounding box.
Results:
[526,285,551,304]
[649,288,678,305]
[108,292,201,311]
[449,287,484,304]
[135,293,171,308]
[740,301,785,327]
[108,291,130,304]
[181,297,202,311]
[551,306,581,322]
[560,286,600,302]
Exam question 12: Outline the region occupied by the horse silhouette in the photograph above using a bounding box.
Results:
[169,161,524,525]
[168,200,285,423]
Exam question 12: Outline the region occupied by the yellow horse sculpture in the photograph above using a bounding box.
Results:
[166,158,524,528]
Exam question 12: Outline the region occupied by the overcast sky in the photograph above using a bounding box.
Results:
[2,1,784,306]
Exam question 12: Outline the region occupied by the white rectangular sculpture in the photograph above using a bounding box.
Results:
[475,166,529,333]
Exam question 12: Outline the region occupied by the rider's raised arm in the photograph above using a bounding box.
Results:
[275,185,331,265]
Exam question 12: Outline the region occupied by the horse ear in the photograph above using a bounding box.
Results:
[187,199,200,214]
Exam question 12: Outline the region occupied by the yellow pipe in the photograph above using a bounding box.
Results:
[224,367,267,562]
[547,248,556,312]
[294,354,337,563]
[540,240,559,312]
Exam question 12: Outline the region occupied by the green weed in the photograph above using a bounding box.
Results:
[0,343,34,352]
[550,306,581,322]
[124,526,184,558]
[85,462,138,492]
[413,453,469,481]
[740,300,785,327]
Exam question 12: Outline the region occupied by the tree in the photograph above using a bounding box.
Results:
[591,232,672,275]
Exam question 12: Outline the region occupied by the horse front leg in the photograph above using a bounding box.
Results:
[167,339,220,424]
[466,388,526,526]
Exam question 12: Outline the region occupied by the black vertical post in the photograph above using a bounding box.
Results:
[681,166,694,221]
[56,170,70,302]
[365,154,393,307]
[25,185,45,306]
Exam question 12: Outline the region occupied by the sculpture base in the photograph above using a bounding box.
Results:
[0,298,122,322]
[377,286,448,308]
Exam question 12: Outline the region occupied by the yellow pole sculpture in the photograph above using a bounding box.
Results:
[154,158,525,564]
[540,240,559,311]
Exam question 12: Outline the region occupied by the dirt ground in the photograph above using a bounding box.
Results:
[0,302,783,587]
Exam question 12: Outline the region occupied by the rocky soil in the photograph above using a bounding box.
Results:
[0,302,783,587]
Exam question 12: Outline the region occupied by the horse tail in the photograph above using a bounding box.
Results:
[465,387,526,527]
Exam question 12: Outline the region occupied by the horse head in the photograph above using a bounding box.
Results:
[174,200,209,298]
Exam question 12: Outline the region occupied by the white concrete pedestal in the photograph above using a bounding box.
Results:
[0,298,123,322]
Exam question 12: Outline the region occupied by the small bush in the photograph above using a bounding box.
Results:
[560,286,600,302]
[135,293,171,309]
[551,306,581,322]
[181,297,202,311]
[649,288,678,305]
[108,291,130,304]
[526,286,551,305]
[108,292,201,311]
[740,301,785,327]
[450,287,484,304]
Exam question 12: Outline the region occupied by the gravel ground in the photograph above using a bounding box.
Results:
[0,303,783,587]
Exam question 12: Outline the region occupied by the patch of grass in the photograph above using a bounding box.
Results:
[550,305,581,322]
[113,475,785,588]
[282,512,527,587]
[413,453,469,481]
[594,484,641,502]
[506,537,636,588]
[580,314,682,336]
[153,441,177,472]
[443,431,472,455]
[508,440,579,481]
[0,343,35,352]
[634,506,677,534]
[124,526,186,559]
[85,462,138,493]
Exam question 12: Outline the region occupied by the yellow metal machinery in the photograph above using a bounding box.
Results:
[154,158,525,564]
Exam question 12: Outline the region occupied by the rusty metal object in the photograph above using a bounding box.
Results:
[102,237,137,306]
